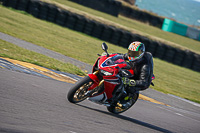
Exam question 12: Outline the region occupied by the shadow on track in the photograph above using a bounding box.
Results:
[76,104,173,133]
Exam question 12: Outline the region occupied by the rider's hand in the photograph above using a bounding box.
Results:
[129,79,136,86]
[122,77,129,85]
[122,77,136,86]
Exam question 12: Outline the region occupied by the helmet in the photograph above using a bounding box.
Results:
[128,41,145,62]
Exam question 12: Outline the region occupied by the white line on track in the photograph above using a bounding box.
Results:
[168,94,200,107]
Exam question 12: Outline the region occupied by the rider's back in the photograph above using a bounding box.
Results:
[131,52,154,90]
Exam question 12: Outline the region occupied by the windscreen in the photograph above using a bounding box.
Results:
[103,55,126,67]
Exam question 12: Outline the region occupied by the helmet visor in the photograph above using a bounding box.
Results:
[128,50,142,57]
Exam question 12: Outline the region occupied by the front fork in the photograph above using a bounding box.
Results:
[87,71,104,96]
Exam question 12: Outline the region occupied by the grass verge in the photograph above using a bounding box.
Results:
[0,5,127,65]
[0,6,200,103]
[0,39,86,76]
[153,59,200,103]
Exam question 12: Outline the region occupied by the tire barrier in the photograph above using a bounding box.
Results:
[55,9,68,26]
[74,16,86,32]
[164,47,176,63]
[130,33,142,42]
[154,43,166,59]
[182,51,195,69]
[47,4,58,23]
[69,0,122,17]
[65,13,78,30]
[17,0,29,11]
[83,19,95,35]
[118,31,131,47]
[3,0,18,8]
[120,4,164,28]
[101,27,114,42]
[140,37,150,48]
[38,2,49,20]
[91,23,105,39]
[27,0,40,18]
[193,55,200,71]
[1,0,200,72]
[109,29,122,45]
[147,41,158,57]
[173,49,185,66]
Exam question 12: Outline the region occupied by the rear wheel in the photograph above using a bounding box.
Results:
[107,92,139,114]
[67,76,93,103]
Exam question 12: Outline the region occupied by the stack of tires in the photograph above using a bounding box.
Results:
[69,0,121,17]
[119,5,164,28]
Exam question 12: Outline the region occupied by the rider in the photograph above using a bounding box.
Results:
[123,41,154,93]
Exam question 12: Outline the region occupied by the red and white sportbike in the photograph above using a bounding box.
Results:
[67,43,154,114]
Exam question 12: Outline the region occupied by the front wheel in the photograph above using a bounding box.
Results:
[107,92,139,114]
[67,76,93,103]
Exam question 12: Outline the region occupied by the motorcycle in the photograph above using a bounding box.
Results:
[67,42,154,114]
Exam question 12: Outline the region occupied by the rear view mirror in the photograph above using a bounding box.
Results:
[102,42,108,52]
[101,42,109,57]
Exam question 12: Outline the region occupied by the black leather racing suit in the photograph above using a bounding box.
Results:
[124,52,154,93]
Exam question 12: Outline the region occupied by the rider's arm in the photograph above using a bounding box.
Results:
[135,64,151,90]
[123,53,129,60]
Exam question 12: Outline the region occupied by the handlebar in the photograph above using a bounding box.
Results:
[115,66,133,78]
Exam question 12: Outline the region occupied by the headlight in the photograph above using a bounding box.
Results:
[100,70,113,76]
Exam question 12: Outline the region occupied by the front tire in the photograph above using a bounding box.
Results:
[67,76,93,103]
[107,92,139,114]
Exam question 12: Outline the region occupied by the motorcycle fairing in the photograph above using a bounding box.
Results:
[92,57,101,73]
[103,76,120,99]
[88,73,100,91]
[88,73,99,84]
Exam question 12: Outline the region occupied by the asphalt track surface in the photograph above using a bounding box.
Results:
[1,68,200,133]
[1,32,200,132]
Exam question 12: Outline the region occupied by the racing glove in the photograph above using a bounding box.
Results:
[122,77,136,86]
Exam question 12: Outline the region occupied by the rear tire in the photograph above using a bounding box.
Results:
[107,92,139,114]
[67,76,93,103]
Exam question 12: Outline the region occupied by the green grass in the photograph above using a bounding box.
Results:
[0,39,86,76]
[0,6,127,65]
[48,0,200,54]
[153,59,200,103]
[0,5,200,103]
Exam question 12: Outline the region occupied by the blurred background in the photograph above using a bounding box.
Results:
[121,0,200,41]
[127,0,200,27]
